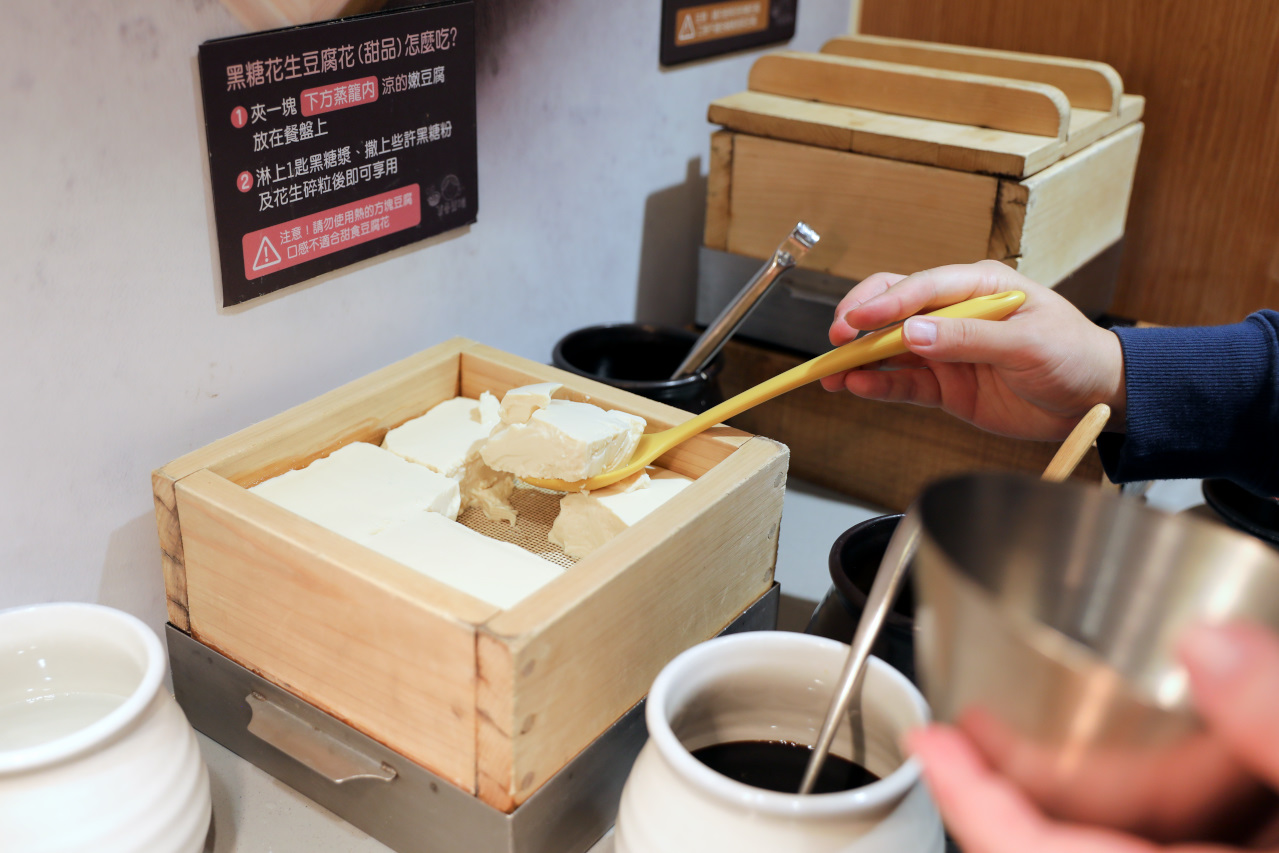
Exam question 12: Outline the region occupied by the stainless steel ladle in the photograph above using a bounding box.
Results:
[798,402,1112,794]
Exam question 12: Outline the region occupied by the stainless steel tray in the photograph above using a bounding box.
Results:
[697,247,851,356]
[168,583,779,853]
[696,244,1123,357]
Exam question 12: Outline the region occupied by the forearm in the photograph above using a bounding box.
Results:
[1097,310,1279,495]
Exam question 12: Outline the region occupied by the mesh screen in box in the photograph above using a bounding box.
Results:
[457,485,578,570]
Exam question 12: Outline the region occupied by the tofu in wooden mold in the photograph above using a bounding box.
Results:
[483,385,646,483]
[248,441,461,538]
[549,468,694,559]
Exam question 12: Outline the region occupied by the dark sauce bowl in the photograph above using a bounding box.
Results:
[805,513,917,684]
[1202,478,1279,548]
[552,324,723,414]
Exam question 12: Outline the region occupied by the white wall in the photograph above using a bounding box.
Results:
[0,0,851,632]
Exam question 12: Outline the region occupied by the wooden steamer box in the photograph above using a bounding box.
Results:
[705,35,1146,286]
[152,338,789,818]
[701,36,1140,509]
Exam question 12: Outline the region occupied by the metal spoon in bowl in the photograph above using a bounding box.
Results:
[670,222,820,381]
[798,401,1113,794]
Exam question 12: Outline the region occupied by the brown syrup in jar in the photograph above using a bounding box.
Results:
[691,740,880,794]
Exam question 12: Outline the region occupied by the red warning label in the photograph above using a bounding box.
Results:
[241,184,421,280]
[300,76,379,117]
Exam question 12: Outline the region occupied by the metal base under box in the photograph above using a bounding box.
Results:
[168,583,780,853]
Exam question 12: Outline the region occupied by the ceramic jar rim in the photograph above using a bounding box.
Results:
[0,602,165,774]
[644,632,928,817]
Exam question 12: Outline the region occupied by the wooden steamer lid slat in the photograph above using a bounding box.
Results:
[710,45,1142,179]
[749,51,1072,142]
[707,90,1065,178]
[821,34,1123,115]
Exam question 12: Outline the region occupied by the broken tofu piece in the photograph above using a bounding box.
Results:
[548,467,693,558]
[481,389,646,483]
[498,382,563,425]
[383,392,517,524]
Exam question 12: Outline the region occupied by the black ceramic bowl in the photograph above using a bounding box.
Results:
[552,324,723,413]
[1202,478,1279,547]
[804,513,916,683]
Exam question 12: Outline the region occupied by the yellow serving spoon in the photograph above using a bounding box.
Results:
[523,290,1027,492]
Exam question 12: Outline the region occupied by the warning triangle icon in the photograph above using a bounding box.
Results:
[677,12,697,42]
[252,236,282,271]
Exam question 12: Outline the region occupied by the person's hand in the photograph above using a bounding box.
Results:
[908,622,1279,852]
[821,260,1126,441]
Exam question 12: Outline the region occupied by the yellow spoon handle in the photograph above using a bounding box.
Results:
[669,290,1027,443]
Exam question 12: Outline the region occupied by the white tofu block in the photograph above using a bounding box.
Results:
[499,382,563,425]
[477,389,501,425]
[383,395,500,479]
[383,393,517,524]
[482,399,646,482]
[249,442,461,539]
[548,467,693,558]
[362,512,563,609]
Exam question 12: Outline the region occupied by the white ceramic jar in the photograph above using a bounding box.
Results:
[615,632,943,853]
[0,603,212,853]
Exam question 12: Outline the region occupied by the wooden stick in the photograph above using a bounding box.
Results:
[1042,403,1112,482]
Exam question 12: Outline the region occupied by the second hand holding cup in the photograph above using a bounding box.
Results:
[798,402,1114,794]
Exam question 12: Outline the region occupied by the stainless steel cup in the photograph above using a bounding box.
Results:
[911,472,1279,842]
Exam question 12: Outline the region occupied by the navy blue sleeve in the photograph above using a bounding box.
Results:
[1095,310,1279,495]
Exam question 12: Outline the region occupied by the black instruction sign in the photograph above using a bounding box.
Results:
[198,1,477,306]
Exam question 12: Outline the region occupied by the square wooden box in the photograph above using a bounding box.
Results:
[152,338,789,811]
[705,37,1145,287]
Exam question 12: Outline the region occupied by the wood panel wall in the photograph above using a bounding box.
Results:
[857,0,1279,327]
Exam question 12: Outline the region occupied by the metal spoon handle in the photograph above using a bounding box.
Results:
[670,222,820,380]
[798,512,921,794]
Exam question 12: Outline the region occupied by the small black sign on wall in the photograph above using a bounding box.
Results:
[660,0,797,66]
[198,0,477,306]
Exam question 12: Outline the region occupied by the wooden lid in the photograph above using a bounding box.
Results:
[709,36,1143,178]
